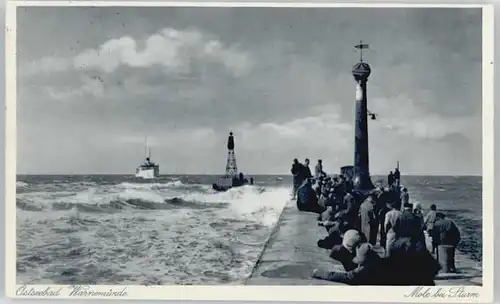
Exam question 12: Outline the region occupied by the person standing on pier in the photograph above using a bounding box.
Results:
[359,195,378,245]
[413,202,425,231]
[387,171,394,187]
[314,159,323,178]
[424,204,438,254]
[400,188,410,210]
[376,190,391,248]
[303,158,312,179]
[394,167,401,187]
[394,203,426,252]
[291,158,303,200]
[431,212,461,273]
[384,202,403,256]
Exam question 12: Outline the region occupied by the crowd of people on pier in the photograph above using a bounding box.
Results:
[290,158,462,285]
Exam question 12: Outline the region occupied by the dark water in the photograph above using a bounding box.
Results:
[16,174,482,285]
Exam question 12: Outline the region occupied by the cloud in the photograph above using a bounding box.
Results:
[370,94,480,140]
[236,111,352,151]
[21,28,253,78]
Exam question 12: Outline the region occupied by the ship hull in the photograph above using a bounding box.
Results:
[135,166,160,179]
[212,176,249,192]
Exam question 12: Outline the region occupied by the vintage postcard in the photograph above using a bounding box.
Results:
[5,1,494,302]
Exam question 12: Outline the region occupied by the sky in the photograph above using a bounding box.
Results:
[16,6,482,175]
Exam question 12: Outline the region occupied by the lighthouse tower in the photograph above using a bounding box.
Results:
[225,132,238,177]
[352,41,375,192]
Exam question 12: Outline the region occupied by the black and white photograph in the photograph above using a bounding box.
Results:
[6,2,494,301]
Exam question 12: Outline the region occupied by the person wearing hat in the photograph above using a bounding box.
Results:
[290,158,303,200]
[384,201,403,256]
[413,202,425,231]
[339,192,358,228]
[431,212,461,273]
[375,192,391,248]
[314,159,323,179]
[394,202,426,252]
[400,188,410,210]
[359,195,378,245]
[329,229,363,271]
[317,221,349,250]
[296,178,325,214]
[424,204,438,254]
[312,243,386,285]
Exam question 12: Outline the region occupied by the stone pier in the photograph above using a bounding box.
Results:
[244,200,482,286]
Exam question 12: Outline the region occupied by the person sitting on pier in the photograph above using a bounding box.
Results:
[359,194,378,246]
[431,212,461,273]
[317,187,329,209]
[319,206,334,223]
[296,178,324,214]
[312,243,387,285]
[290,159,303,200]
[332,192,358,230]
[317,219,351,250]
[424,204,438,254]
[328,229,363,271]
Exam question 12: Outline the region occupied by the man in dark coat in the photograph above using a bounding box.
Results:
[393,168,401,186]
[290,159,304,200]
[431,212,461,273]
[386,237,440,285]
[312,243,387,285]
[303,158,312,178]
[387,171,394,187]
[393,203,426,252]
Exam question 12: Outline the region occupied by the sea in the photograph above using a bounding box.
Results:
[16,174,482,285]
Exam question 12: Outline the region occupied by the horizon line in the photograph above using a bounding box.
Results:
[16,173,483,177]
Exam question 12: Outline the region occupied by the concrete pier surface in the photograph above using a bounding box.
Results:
[245,200,482,286]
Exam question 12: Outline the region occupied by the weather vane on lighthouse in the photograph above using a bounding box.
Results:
[354,40,369,62]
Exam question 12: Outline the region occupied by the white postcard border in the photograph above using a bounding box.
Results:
[4,2,494,302]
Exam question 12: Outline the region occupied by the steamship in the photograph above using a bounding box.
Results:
[135,138,160,179]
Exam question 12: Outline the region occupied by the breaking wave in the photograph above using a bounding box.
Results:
[16,177,290,285]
